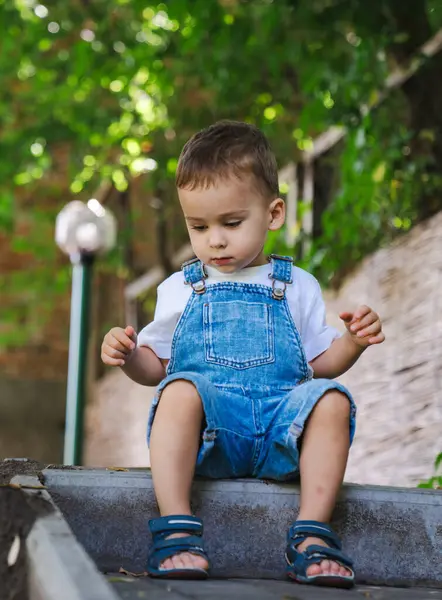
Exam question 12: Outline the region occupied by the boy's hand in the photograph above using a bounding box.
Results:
[339,305,385,348]
[101,326,137,367]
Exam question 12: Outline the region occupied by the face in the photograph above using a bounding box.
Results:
[178,176,285,273]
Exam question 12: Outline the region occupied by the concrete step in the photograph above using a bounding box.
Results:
[10,473,120,600]
[106,575,442,600]
[43,467,442,587]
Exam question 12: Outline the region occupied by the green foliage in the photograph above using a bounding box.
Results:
[2,0,442,342]
[306,106,415,283]
[418,453,442,489]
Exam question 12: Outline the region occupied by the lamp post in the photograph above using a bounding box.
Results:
[55,199,116,465]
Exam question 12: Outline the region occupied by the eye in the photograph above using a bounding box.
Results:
[225,221,242,228]
[191,225,207,231]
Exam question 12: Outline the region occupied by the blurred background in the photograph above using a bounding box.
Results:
[1,0,441,488]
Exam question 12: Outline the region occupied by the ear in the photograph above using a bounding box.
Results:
[268,198,285,231]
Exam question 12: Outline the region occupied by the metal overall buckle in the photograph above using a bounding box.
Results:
[271,279,286,300]
[191,280,206,294]
[267,255,292,300]
[182,258,208,295]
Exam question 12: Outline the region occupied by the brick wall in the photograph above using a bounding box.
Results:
[0,177,165,462]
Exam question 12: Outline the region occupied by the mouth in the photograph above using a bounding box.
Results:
[212,257,233,265]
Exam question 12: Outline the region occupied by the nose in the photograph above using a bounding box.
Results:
[208,227,227,249]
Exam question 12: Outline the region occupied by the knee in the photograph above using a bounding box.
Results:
[312,390,351,423]
[159,379,202,414]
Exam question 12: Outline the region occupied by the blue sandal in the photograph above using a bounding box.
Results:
[147,515,210,579]
[285,520,355,588]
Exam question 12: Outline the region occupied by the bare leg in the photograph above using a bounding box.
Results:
[296,390,351,578]
[149,379,208,571]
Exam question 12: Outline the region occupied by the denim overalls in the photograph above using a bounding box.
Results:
[148,255,356,480]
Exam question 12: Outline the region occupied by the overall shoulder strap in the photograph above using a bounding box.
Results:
[267,254,293,300]
[268,254,293,284]
[181,257,207,294]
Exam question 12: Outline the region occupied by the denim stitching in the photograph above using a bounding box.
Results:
[269,256,293,284]
[280,296,310,383]
[167,292,197,374]
[151,259,356,479]
[203,301,275,369]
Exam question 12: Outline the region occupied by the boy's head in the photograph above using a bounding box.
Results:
[176,120,285,272]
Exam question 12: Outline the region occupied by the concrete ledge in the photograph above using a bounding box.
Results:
[12,475,120,600]
[43,468,442,586]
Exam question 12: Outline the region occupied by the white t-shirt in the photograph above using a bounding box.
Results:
[138,262,341,363]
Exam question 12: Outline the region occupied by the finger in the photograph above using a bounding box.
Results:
[125,325,137,343]
[351,313,378,332]
[339,311,354,323]
[101,347,126,366]
[353,305,371,321]
[368,332,385,344]
[108,336,132,354]
[356,321,381,338]
[112,330,135,351]
[103,344,127,360]
[101,354,125,367]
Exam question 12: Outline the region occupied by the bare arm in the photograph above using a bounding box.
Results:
[310,305,385,379]
[310,333,365,379]
[101,326,166,386]
[121,345,166,386]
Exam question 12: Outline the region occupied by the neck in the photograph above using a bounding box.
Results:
[246,250,267,268]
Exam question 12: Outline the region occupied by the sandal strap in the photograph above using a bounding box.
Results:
[288,520,341,550]
[287,543,354,569]
[149,515,203,541]
[148,534,208,569]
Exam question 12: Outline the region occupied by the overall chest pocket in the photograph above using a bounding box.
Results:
[203,301,275,369]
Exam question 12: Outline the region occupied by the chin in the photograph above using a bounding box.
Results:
[214,263,239,273]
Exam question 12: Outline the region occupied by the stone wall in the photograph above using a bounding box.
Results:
[84,369,151,467]
[329,212,442,487]
[86,212,442,487]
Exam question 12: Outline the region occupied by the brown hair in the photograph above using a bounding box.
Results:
[176,120,279,199]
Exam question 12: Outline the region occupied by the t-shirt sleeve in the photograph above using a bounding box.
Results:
[301,276,342,363]
[137,273,187,359]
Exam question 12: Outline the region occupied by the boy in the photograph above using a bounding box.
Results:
[101,121,384,588]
